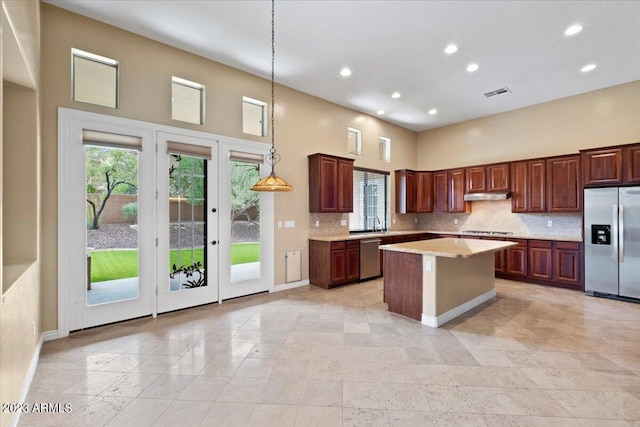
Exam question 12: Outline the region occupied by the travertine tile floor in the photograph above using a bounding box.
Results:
[19,278,640,426]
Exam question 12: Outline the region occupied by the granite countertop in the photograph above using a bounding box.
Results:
[308,229,582,243]
[380,238,518,258]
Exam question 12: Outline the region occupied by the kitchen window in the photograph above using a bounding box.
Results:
[349,168,390,232]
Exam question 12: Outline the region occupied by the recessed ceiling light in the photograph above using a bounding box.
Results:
[565,24,583,36]
[466,63,479,72]
[377,110,385,115]
[391,92,401,99]
[581,64,596,72]
[444,44,458,54]
[340,67,352,77]
[428,109,438,115]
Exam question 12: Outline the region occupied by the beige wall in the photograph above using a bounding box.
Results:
[417,80,640,170]
[1,1,41,425]
[40,4,417,331]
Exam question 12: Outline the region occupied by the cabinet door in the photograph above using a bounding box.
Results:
[553,242,581,285]
[448,168,467,213]
[330,249,346,284]
[506,240,527,276]
[624,145,640,184]
[346,242,360,281]
[466,166,486,193]
[308,155,338,213]
[395,170,417,214]
[487,163,510,192]
[416,172,433,213]
[495,249,506,273]
[433,171,448,212]
[547,155,581,212]
[338,159,354,212]
[511,161,528,213]
[582,148,623,186]
[529,241,552,280]
[529,160,547,212]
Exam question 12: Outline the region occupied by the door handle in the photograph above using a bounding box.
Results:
[211,208,217,213]
[211,240,217,245]
[619,205,624,263]
[612,205,618,262]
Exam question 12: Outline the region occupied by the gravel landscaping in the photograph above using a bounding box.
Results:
[87,221,260,250]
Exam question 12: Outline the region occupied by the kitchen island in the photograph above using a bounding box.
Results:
[380,238,516,327]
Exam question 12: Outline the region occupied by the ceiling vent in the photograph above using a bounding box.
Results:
[484,87,511,98]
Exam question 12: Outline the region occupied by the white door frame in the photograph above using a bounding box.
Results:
[57,108,274,337]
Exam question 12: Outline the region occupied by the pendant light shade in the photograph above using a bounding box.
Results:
[251,0,294,192]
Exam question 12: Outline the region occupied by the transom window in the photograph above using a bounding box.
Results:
[347,127,362,156]
[349,168,390,232]
[72,48,119,108]
[172,76,205,125]
[242,97,268,137]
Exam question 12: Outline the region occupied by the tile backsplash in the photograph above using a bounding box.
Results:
[417,200,582,239]
[308,200,582,240]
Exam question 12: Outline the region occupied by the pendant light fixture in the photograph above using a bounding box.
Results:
[251,0,294,192]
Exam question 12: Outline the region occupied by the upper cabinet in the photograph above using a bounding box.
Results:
[433,171,448,213]
[416,171,433,213]
[465,163,510,193]
[448,168,470,213]
[547,154,581,212]
[308,153,354,213]
[511,160,546,213]
[395,169,417,213]
[581,143,640,186]
[581,147,623,186]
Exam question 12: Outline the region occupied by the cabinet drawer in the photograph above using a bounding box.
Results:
[529,240,552,249]
[331,241,346,250]
[555,241,580,250]
[347,240,360,249]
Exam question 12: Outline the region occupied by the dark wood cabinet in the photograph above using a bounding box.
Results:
[624,145,640,183]
[511,160,546,213]
[466,166,487,193]
[416,171,433,213]
[529,240,552,280]
[581,147,623,186]
[433,171,448,212]
[308,154,354,213]
[487,163,510,192]
[506,239,528,277]
[309,239,359,288]
[395,169,417,213]
[448,168,469,213]
[553,241,581,285]
[547,155,581,212]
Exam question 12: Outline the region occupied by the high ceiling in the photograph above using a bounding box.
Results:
[46,0,640,132]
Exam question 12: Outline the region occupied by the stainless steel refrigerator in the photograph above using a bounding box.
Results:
[584,187,640,300]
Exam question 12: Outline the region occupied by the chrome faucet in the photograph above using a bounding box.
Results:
[374,216,382,233]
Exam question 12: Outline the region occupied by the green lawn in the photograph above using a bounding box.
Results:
[89,243,260,282]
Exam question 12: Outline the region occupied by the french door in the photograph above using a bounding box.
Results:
[156,132,219,312]
[58,111,155,331]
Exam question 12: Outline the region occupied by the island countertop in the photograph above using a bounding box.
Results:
[380,237,517,258]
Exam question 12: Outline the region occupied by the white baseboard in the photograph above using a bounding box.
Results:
[271,279,310,292]
[42,330,59,341]
[421,288,496,327]
[12,335,44,427]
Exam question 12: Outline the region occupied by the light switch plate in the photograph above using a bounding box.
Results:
[278,221,282,228]
[424,260,432,271]
[547,220,553,227]
[284,220,295,228]
[340,220,347,226]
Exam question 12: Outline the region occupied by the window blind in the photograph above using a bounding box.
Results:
[349,168,389,232]
[82,129,142,150]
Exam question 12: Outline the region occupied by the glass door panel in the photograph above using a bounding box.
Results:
[86,145,140,306]
[231,160,261,283]
[169,154,207,291]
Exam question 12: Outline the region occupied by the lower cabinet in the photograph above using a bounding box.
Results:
[496,238,582,290]
[310,240,360,289]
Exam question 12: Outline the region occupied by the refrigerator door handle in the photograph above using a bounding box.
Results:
[619,204,624,263]
[612,204,619,262]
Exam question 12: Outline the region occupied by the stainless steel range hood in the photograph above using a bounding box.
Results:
[463,191,512,201]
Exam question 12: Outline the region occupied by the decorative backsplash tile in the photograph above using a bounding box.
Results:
[417,200,582,239]
[308,213,349,237]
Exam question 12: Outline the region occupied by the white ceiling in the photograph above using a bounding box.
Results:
[46,0,640,132]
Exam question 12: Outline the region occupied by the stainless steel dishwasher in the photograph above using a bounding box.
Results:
[360,238,381,280]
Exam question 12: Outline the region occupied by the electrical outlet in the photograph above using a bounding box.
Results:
[278,221,283,228]
[547,220,553,228]
[454,219,458,225]
[315,220,319,227]
[392,218,396,224]
[414,218,418,224]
